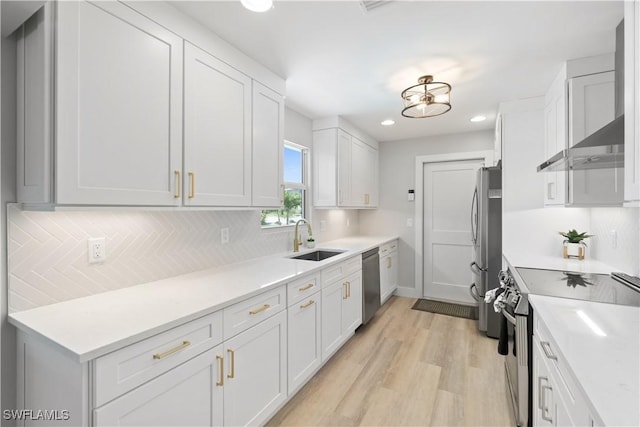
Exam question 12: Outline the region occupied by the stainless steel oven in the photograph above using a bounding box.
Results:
[498,269,531,427]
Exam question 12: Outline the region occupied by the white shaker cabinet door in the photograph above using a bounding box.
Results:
[223,310,287,427]
[184,42,252,207]
[287,293,322,393]
[94,346,224,427]
[568,71,623,206]
[321,280,345,361]
[252,81,284,208]
[56,1,183,206]
[625,0,640,203]
[342,270,363,334]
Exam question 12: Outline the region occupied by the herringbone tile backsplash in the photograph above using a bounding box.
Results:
[7,205,294,313]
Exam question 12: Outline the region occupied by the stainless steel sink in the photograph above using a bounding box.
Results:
[289,250,344,261]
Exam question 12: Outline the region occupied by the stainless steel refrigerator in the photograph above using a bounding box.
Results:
[469,166,502,338]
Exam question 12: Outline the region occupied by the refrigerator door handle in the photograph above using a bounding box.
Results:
[470,261,487,274]
[470,187,478,244]
[469,283,484,302]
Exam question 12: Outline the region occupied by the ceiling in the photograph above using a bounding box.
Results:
[169,1,623,142]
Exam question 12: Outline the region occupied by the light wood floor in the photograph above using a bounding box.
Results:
[267,296,515,427]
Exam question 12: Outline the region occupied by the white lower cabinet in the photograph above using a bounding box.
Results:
[533,314,598,427]
[379,241,398,304]
[287,291,322,393]
[321,268,363,361]
[94,346,224,427]
[222,311,287,427]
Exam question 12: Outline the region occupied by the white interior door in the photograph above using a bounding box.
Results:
[423,159,484,303]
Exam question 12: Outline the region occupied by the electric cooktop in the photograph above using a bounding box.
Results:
[515,267,640,307]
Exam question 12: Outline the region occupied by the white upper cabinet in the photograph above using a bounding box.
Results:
[313,118,379,209]
[56,1,183,206]
[16,1,285,209]
[568,71,623,206]
[184,42,252,207]
[252,82,285,208]
[543,69,567,206]
[625,0,640,204]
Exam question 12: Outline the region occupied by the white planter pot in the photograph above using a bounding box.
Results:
[306,241,315,249]
[563,242,585,259]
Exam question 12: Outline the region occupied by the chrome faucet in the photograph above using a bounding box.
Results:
[293,218,313,252]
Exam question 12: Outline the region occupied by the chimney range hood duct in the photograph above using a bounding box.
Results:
[538,20,624,173]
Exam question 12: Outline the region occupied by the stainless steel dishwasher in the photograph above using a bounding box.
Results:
[362,247,381,325]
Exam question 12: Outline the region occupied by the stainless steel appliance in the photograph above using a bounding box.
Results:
[469,166,502,338]
[362,247,380,325]
[499,266,640,427]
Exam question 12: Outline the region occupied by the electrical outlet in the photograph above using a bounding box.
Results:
[221,227,229,244]
[88,237,106,264]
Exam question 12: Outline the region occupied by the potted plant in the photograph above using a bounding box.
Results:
[306,237,315,249]
[559,229,593,260]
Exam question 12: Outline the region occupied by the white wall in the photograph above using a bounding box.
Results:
[589,207,640,275]
[360,130,494,297]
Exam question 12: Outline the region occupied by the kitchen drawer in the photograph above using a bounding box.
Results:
[321,255,362,287]
[223,285,286,339]
[287,273,320,306]
[93,310,223,407]
[379,240,398,256]
[534,315,591,426]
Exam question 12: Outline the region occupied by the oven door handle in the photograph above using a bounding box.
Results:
[501,307,517,326]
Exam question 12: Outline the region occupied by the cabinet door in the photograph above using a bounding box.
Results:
[56,1,183,206]
[350,137,368,207]
[365,143,379,207]
[337,130,352,206]
[312,128,338,207]
[568,71,623,206]
[533,339,556,427]
[287,293,322,393]
[625,0,640,203]
[184,42,252,207]
[543,94,566,206]
[94,346,223,427]
[342,270,363,334]
[223,310,287,427]
[321,280,344,361]
[252,81,284,207]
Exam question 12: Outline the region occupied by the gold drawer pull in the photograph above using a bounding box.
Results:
[387,257,392,268]
[216,355,224,386]
[299,283,314,291]
[153,340,191,360]
[188,172,195,198]
[343,282,348,299]
[174,170,181,198]
[347,281,351,298]
[300,300,315,309]
[391,245,396,249]
[249,304,270,315]
[227,349,235,379]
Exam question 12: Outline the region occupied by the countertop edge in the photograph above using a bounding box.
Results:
[9,235,398,363]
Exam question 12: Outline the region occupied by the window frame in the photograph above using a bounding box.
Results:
[260,141,310,229]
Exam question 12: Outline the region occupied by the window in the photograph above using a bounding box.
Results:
[261,142,308,228]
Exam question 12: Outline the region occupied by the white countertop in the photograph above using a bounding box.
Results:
[9,236,396,363]
[530,295,640,427]
[503,249,619,274]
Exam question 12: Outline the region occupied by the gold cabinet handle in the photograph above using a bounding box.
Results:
[365,193,370,204]
[347,281,351,298]
[299,283,314,291]
[300,300,315,309]
[216,355,224,386]
[153,340,190,360]
[249,304,270,315]
[343,282,348,299]
[391,245,396,249]
[188,172,195,199]
[174,170,181,198]
[227,349,235,379]
[388,257,392,269]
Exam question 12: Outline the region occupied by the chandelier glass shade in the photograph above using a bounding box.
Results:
[401,75,451,118]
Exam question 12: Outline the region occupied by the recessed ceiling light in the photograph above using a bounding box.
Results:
[381,119,395,126]
[470,115,487,123]
[241,0,273,12]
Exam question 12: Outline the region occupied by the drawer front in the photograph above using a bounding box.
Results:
[94,310,223,407]
[321,255,362,287]
[379,240,398,256]
[223,285,286,339]
[287,273,320,306]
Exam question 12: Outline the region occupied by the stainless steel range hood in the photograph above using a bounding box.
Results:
[538,20,624,173]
